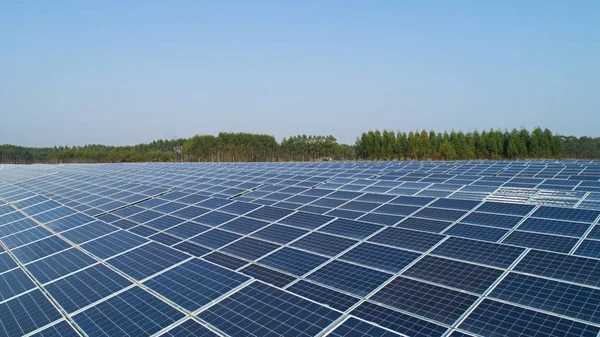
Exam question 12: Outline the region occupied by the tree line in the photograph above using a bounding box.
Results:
[0,128,599,164]
[0,133,353,163]
[355,127,567,160]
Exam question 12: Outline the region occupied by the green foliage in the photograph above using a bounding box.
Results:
[354,127,586,160]
[0,132,354,163]
[0,127,596,163]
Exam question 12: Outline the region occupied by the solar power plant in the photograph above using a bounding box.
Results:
[2,161,600,337]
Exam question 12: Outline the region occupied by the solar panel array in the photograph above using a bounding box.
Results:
[1,160,600,336]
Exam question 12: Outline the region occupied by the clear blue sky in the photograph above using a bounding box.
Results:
[1,1,599,146]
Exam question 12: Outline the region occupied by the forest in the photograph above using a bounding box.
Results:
[0,127,599,164]
[355,127,567,160]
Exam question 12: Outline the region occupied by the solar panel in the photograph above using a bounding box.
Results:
[2,161,600,336]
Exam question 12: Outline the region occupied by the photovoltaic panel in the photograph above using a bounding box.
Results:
[197,281,341,337]
[286,280,360,311]
[203,252,247,270]
[351,301,448,337]
[73,286,185,337]
[403,255,503,294]
[502,230,579,253]
[328,317,402,337]
[340,242,420,273]
[0,267,36,301]
[251,224,307,244]
[574,239,600,259]
[220,237,280,261]
[489,272,600,323]
[25,247,97,284]
[81,230,149,259]
[143,258,249,311]
[30,320,81,337]
[240,263,296,287]
[307,260,391,296]
[371,276,478,325]
[458,299,600,337]
[432,236,525,268]
[0,290,63,336]
[369,227,444,252]
[258,247,328,276]
[514,249,600,287]
[277,211,334,229]
[12,235,72,264]
[107,242,188,280]
[318,218,382,240]
[3,161,600,336]
[291,232,357,257]
[45,264,132,313]
[160,319,218,337]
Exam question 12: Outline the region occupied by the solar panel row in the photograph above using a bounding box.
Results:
[0,161,599,336]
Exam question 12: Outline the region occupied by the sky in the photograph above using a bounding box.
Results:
[1,1,599,147]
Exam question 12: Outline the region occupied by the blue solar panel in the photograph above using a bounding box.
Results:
[0,290,63,336]
[460,211,522,229]
[73,286,185,337]
[307,260,391,296]
[161,319,218,337]
[445,223,508,242]
[359,213,403,226]
[173,241,211,256]
[502,230,579,253]
[251,224,307,244]
[432,237,525,268]
[517,218,590,237]
[574,239,600,258]
[403,255,503,294]
[328,317,402,337]
[165,221,211,239]
[2,226,53,249]
[0,252,17,273]
[220,216,269,234]
[369,227,444,252]
[258,247,328,276]
[26,247,97,284]
[30,320,81,337]
[458,299,600,337]
[81,230,148,259]
[197,282,341,337]
[490,272,600,324]
[371,276,478,325]
[107,242,188,280]
[514,250,600,287]
[532,206,600,223]
[287,280,360,311]
[340,242,420,273]
[291,232,357,256]
[61,220,118,244]
[351,301,448,337]
[241,263,296,287]
[45,264,132,313]
[0,267,36,301]
[144,259,249,311]
[12,235,72,264]
[430,198,480,211]
[194,211,237,227]
[476,201,535,216]
[395,217,451,233]
[5,162,600,336]
[319,218,383,240]
[190,229,241,249]
[220,237,280,260]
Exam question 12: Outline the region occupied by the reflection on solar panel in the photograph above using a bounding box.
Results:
[1,160,600,336]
